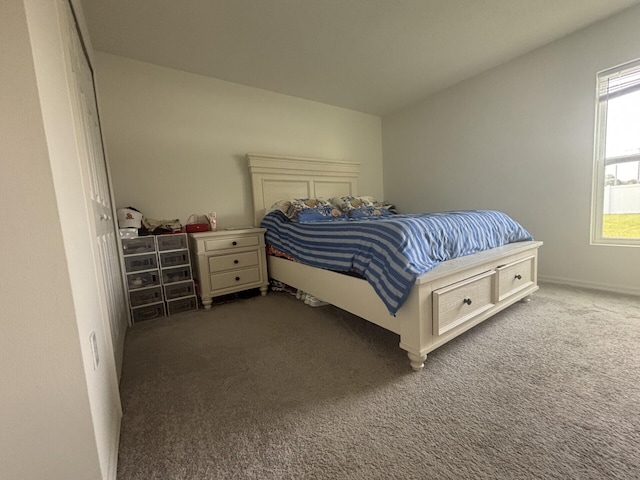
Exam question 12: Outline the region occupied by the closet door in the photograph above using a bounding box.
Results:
[60,0,128,377]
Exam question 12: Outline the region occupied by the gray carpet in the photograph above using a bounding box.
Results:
[116,284,640,479]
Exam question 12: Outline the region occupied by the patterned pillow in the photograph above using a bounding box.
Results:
[330,196,397,218]
[269,198,345,222]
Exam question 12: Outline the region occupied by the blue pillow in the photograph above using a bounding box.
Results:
[296,204,344,222]
[348,206,396,218]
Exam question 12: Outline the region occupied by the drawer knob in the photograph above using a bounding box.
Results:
[232,241,238,246]
[234,259,239,264]
[463,298,472,305]
[515,274,522,280]
[235,276,240,281]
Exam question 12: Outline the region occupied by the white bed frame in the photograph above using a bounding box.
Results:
[248,153,543,371]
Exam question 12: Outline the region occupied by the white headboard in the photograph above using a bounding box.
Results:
[248,153,360,226]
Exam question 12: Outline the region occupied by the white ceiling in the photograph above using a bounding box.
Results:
[80,0,640,115]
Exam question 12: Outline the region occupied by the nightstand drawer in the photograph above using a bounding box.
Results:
[211,267,260,290]
[204,235,259,252]
[433,271,495,336]
[208,251,259,273]
[497,256,535,302]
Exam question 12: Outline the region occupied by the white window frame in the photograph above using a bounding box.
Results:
[591,58,640,247]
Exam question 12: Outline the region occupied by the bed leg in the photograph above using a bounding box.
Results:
[521,295,531,303]
[407,352,427,372]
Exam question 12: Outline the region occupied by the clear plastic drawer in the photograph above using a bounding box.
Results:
[127,270,161,289]
[164,281,195,300]
[161,265,192,284]
[124,253,158,272]
[156,233,188,252]
[159,249,190,268]
[129,286,163,307]
[167,296,198,315]
[121,236,156,255]
[131,302,165,323]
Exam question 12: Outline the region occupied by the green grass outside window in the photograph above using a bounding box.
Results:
[603,214,640,238]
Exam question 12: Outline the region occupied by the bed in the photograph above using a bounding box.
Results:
[248,153,543,371]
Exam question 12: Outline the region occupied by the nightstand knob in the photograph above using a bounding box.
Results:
[515,274,522,280]
[232,241,238,246]
[235,276,240,281]
[234,259,239,264]
[463,298,472,305]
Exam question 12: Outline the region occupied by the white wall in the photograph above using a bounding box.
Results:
[95,53,384,229]
[382,5,640,296]
[0,0,120,478]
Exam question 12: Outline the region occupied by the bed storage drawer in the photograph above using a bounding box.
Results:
[208,251,259,273]
[204,235,259,252]
[433,270,496,336]
[210,267,261,290]
[497,256,535,302]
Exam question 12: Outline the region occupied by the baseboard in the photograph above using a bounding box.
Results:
[538,275,640,297]
[106,409,122,480]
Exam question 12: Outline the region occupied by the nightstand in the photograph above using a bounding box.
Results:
[188,228,269,309]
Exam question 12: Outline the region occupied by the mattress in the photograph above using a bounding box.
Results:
[260,210,533,315]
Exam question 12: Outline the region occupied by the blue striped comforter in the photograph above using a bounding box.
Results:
[261,210,533,315]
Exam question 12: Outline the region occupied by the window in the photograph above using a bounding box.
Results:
[592,59,640,246]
